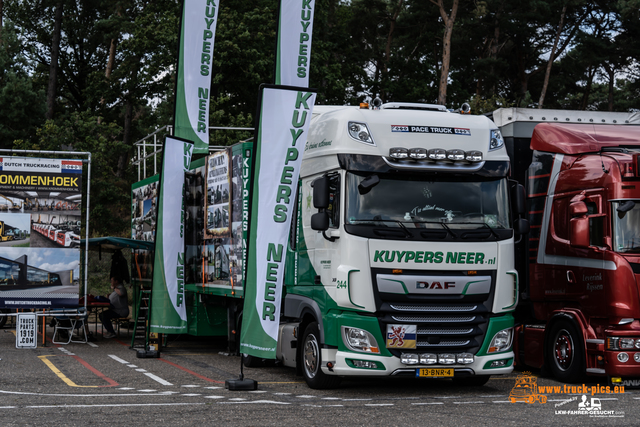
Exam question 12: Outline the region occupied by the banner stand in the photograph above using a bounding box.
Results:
[225,355,258,391]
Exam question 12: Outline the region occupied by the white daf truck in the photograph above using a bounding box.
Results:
[276,102,526,388]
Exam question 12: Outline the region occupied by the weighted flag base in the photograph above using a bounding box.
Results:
[225,378,258,391]
[136,349,160,358]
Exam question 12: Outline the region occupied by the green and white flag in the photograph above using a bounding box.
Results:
[174,0,220,155]
[275,0,315,87]
[150,136,193,334]
[240,86,316,358]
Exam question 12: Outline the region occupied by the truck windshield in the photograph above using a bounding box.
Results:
[346,173,511,230]
[612,201,640,254]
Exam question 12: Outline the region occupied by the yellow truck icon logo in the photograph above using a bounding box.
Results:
[509,372,547,404]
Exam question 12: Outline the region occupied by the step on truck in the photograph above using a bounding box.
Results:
[275,102,526,388]
[493,108,640,387]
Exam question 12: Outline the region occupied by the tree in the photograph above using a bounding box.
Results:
[430,0,459,106]
[0,22,45,147]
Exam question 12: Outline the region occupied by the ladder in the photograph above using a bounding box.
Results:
[130,289,151,350]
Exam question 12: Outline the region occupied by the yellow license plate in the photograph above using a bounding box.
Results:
[416,368,454,378]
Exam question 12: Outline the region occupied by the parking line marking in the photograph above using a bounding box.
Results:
[38,355,118,388]
[158,357,224,384]
[144,372,173,386]
[412,402,444,405]
[26,403,206,408]
[108,355,129,364]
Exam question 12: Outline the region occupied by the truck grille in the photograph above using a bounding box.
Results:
[373,269,495,356]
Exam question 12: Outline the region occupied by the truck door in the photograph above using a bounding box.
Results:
[288,173,341,289]
[543,191,607,315]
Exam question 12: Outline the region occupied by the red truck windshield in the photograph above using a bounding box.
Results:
[613,201,640,254]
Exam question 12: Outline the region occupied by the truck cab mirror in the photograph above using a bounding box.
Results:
[358,175,380,195]
[311,212,329,231]
[570,201,588,216]
[514,218,529,235]
[616,200,635,215]
[569,217,590,248]
[312,176,330,209]
[512,183,526,215]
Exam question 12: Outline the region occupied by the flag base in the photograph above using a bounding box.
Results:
[225,378,258,391]
[137,349,160,358]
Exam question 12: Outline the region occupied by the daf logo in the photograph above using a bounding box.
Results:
[417,281,455,290]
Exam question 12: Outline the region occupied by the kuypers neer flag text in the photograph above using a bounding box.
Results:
[240,86,316,358]
[174,0,219,156]
[150,137,193,333]
[275,0,315,87]
[0,157,83,310]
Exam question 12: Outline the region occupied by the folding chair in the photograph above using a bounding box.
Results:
[52,308,88,344]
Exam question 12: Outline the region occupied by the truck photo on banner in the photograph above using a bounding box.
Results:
[0,157,83,309]
[240,85,317,359]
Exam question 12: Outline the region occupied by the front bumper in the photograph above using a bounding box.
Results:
[321,348,514,377]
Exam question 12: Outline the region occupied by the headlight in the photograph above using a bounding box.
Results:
[348,121,375,145]
[489,129,504,151]
[342,326,380,353]
[488,328,513,353]
[438,354,456,364]
[607,337,640,350]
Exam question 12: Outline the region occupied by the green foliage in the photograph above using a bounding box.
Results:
[0,23,46,147]
[2,0,639,239]
[468,95,514,115]
[14,111,130,236]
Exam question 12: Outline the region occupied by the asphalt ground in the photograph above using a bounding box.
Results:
[0,318,638,426]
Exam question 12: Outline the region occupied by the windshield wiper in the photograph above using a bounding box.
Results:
[461,221,500,239]
[350,218,412,237]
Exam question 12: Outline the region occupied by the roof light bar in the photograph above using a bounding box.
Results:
[388,148,484,163]
[389,147,408,158]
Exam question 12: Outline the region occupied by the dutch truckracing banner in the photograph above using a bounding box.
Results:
[0,157,83,309]
[150,137,193,334]
[275,0,315,87]
[174,0,219,156]
[240,86,316,359]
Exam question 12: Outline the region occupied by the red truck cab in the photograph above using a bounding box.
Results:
[493,107,640,388]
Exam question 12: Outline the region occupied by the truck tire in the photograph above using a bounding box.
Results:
[547,320,584,383]
[301,322,341,389]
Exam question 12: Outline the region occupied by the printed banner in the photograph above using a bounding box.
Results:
[275,0,315,87]
[174,0,220,155]
[205,150,230,238]
[131,174,159,242]
[240,86,316,358]
[0,157,83,309]
[150,137,193,333]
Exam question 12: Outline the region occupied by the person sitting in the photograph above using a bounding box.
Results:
[99,276,129,339]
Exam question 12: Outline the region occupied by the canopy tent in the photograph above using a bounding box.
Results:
[81,237,154,253]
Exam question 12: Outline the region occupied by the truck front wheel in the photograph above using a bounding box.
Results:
[547,320,584,383]
[301,322,341,389]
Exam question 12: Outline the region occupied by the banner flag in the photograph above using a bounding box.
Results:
[150,136,193,334]
[275,0,315,87]
[239,86,316,359]
[174,0,220,156]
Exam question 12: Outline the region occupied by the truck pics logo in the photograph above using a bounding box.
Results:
[509,372,547,404]
[508,372,625,418]
[391,125,471,135]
